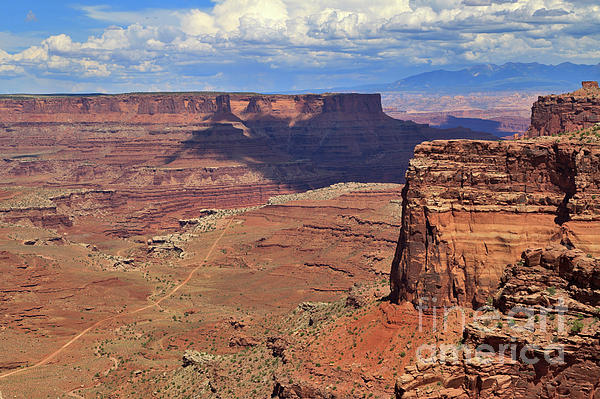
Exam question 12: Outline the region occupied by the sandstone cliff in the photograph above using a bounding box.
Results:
[0,93,494,236]
[0,92,383,123]
[527,81,600,137]
[390,138,600,308]
[395,245,600,398]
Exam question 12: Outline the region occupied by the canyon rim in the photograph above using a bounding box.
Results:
[1,1,600,397]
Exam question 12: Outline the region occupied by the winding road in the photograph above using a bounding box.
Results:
[0,219,233,381]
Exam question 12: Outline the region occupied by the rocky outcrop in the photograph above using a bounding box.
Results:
[390,138,600,308]
[395,245,600,398]
[496,245,599,315]
[0,206,73,229]
[0,92,494,236]
[527,81,600,137]
[243,96,273,114]
[272,381,337,399]
[146,234,185,257]
[182,350,221,368]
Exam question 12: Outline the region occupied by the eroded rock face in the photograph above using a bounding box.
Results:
[272,381,337,399]
[0,93,381,122]
[0,93,494,236]
[182,350,221,368]
[497,246,600,315]
[395,245,600,399]
[527,81,600,137]
[390,138,600,308]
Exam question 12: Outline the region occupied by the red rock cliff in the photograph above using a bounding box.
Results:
[395,245,600,398]
[390,138,600,308]
[0,92,494,236]
[527,81,600,137]
[0,93,383,123]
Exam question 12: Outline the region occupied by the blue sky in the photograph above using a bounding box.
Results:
[1,2,213,50]
[0,0,599,93]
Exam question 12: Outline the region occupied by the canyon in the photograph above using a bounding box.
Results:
[0,181,409,398]
[383,91,536,137]
[0,86,599,398]
[0,92,493,237]
[0,91,495,398]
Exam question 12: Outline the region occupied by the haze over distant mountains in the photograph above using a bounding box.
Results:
[322,62,600,94]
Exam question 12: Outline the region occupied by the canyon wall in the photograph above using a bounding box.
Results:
[527,81,600,137]
[390,138,600,308]
[0,93,494,236]
[396,245,600,399]
[0,92,384,123]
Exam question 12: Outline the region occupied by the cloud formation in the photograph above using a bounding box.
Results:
[0,0,598,92]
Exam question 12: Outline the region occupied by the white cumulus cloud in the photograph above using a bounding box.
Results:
[0,0,598,91]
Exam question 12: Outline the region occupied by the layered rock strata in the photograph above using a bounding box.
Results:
[395,245,600,398]
[390,138,600,308]
[0,93,494,236]
[528,81,600,137]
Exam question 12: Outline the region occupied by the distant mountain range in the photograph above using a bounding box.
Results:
[320,62,600,94]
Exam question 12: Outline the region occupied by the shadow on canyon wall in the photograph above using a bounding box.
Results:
[434,116,514,137]
[0,92,499,191]
[163,106,499,190]
[0,93,501,235]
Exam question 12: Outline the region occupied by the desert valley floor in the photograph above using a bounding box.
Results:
[0,183,438,398]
